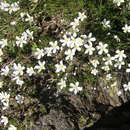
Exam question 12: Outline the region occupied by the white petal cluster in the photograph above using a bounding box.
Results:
[96,42,108,55]
[0,116,8,126]
[78,12,87,21]
[106,74,112,80]
[0,92,10,110]
[102,19,111,28]
[49,41,60,53]
[20,12,34,24]
[69,82,82,94]
[91,68,98,75]
[114,50,126,61]
[12,76,24,86]
[34,61,46,73]
[0,1,20,14]
[55,61,66,73]
[113,0,124,6]
[12,63,25,76]
[90,59,99,68]
[122,24,130,33]
[84,43,95,55]
[1,66,10,76]
[8,124,17,130]
[113,35,120,42]
[15,94,24,104]
[12,63,25,86]
[26,67,35,76]
[34,48,44,59]
[103,54,115,66]
[70,12,87,31]
[65,49,75,61]
[57,78,66,89]
[0,39,8,48]
[83,33,96,44]
[16,29,34,48]
[126,64,130,73]
[123,82,130,91]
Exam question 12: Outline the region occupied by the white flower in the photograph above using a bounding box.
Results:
[96,42,108,55]
[102,19,111,28]
[0,1,19,14]
[122,24,130,33]
[123,82,130,91]
[70,18,80,29]
[35,61,45,73]
[78,12,87,21]
[13,63,25,76]
[57,78,66,89]
[69,82,82,94]
[117,90,122,96]
[60,35,71,47]
[113,0,124,6]
[73,37,84,51]
[0,1,9,11]
[16,36,27,48]
[55,61,66,73]
[126,64,130,73]
[65,49,75,61]
[1,66,10,76]
[0,81,3,88]
[12,76,24,86]
[25,29,34,40]
[34,48,44,59]
[20,13,33,23]
[84,43,95,55]
[21,32,28,41]
[0,48,3,56]
[0,92,10,110]
[114,60,125,69]
[0,92,10,103]
[2,102,9,110]
[8,124,17,130]
[49,41,59,53]
[75,37,84,46]
[20,12,26,19]
[106,74,112,80]
[101,65,110,72]
[26,67,35,76]
[68,35,77,48]
[44,47,52,56]
[113,35,120,42]
[15,95,24,104]
[10,21,17,25]
[91,68,98,75]
[90,59,99,68]
[10,2,19,13]
[0,116,8,126]
[114,50,126,61]
[8,2,20,14]
[83,33,96,44]
[25,13,34,23]
[0,39,8,48]
[103,54,115,66]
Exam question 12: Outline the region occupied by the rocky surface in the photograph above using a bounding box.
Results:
[31,73,130,130]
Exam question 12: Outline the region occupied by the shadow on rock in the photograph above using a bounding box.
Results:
[85,101,130,130]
